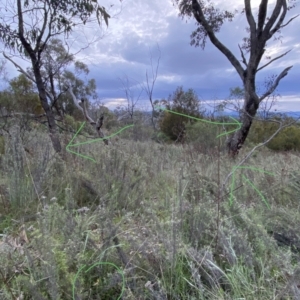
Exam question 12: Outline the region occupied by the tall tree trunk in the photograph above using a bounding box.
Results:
[227,84,258,156]
[16,0,61,153]
[49,73,63,118]
[226,67,260,156]
[32,61,61,153]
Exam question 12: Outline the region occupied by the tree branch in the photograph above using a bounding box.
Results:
[80,98,96,125]
[68,85,108,145]
[68,85,95,124]
[259,66,292,101]
[68,86,84,114]
[34,2,48,52]
[257,49,291,72]
[244,0,257,44]
[263,0,286,39]
[280,14,299,28]
[2,53,36,83]
[145,44,161,103]
[49,89,67,110]
[144,44,161,129]
[17,0,25,40]
[17,0,33,54]
[191,0,245,80]
[269,0,287,36]
[257,0,268,37]
[238,44,248,67]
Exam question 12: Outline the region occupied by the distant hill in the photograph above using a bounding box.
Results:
[139,109,300,121]
[216,111,300,120]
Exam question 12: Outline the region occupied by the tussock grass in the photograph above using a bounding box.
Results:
[0,128,300,299]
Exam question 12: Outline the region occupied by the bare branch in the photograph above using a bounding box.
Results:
[145,44,161,102]
[68,86,83,111]
[191,0,244,80]
[68,85,109,145]
[244,0,257,43]
[257,0,268,37]
[3,53,36,83]
[280,14,300,28]
[48,88,67,114]
[68,85,95,124]
[269,0,287,36]
[80,99,93,123]
[263,0,287,39]
[257,49,291,72]
[238,44,248,67]
[143,44,161,129]
[259,66,293,101]
[119,75,142,119]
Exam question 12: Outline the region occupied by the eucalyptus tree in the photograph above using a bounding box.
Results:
[174,0,298,156]
[41,38,74,117]
[40,38,97,118]
[0,0,112,152]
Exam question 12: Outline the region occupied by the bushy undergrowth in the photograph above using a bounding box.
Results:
[249,118,300,151]
[185,115,300,153]
[0,124,300,299]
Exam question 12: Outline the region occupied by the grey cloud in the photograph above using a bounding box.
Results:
[85,0,300,112]
[5,0,299,109]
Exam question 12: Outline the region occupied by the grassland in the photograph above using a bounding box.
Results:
[0,124,300,299]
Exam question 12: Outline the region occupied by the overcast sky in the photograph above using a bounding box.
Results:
[2,0,300,113]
